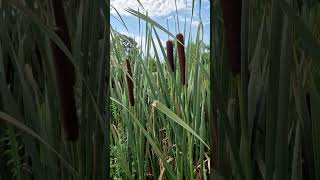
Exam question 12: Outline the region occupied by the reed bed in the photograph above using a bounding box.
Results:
[110,3,211,178]
[112,0,320,179]
[210,0,320,179]
[0,0,109,179]
[1,0,320,179]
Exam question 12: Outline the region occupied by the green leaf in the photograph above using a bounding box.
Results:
[152,100,210,149]
[0,111,79,176]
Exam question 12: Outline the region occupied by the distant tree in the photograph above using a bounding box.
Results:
[112,31,139,59]
[186,41,210,64]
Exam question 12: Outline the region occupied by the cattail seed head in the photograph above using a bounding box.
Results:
[166,40,175,73]
[52,0,79,141]
[220,0,242,75]
[52,41,79,141]
[176,33,186,85]
[126,59,134,106]
[52,42,79,141]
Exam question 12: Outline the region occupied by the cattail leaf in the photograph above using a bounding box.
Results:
[152,100,210,149]
[291,122,302,180]
[126,8,176,39]
[292,63,315,179]
[248,10,266,145]
[150,27,171,106]
[280,1,320,64]
[110,97,176,179]
[310,77,320,180]
[274,5,292,179]
[111,5,129,32]
[265,1,283,179]
[0,111,79,176]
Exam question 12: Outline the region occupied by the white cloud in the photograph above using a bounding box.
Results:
[111,0,191,17]
[191,20,200,27]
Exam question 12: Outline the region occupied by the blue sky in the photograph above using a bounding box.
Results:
[110,0,210,54]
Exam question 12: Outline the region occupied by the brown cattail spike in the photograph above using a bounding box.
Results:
[220,0,242,75]
[166,40,175,73]
[126,59,134,106]
[176,33,186,85]
[52,0,79,141]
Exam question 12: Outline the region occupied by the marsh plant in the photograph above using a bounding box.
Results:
[111,0,320,179]
[0,0,110,179]
[110,1,211,179]
[1,0,320,179]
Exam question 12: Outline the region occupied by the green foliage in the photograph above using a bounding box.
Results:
[110,1,211,179]
[1,0,320,179]
[0,0,110,179]
[210,0,320,179]
[110,130,127,179]
[0,127,23,179]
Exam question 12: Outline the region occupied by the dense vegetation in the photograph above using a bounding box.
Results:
[0,0,109,179]
[110,28,210,179]
[210,0,320,180]
[1,0,320,179]
[111,0,320,179]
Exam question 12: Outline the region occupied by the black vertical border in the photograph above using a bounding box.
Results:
[209,0,217,178]
[105,0,110,178]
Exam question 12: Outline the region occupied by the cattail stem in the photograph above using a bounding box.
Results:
[166,40,175,73]
[51,0,79,141]
[210,111,218,170]
[176,33,186,85]
[126,59,134,106]
[220,0,242,75]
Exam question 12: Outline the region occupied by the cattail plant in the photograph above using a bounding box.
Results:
[176,33,186,85]
[111,6,211,179]
[0,0,110,178]
[166,40,175,73]
[220,0,242,75]
[51,0,79,141]
[125,59,134,106]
